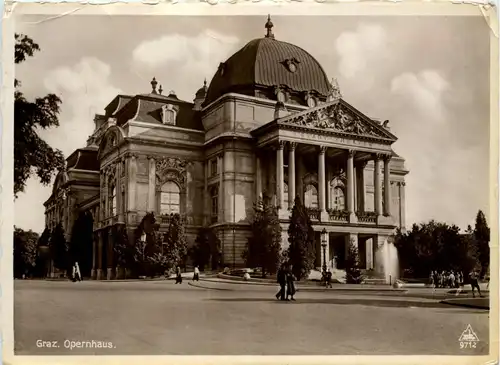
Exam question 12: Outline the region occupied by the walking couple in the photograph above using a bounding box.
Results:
[276,264,296,301]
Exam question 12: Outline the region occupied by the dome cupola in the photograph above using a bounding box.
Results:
[203,16,332,107]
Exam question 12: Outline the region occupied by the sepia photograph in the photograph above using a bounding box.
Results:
[5,3,498,362]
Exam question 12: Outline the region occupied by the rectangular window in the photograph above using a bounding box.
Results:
[210,159,218,177]
[210,185,218,223]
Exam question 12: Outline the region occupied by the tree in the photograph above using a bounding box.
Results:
[287,196,316,280]
[191,227,222,271]
[345,239,364,284]
[68,211,94,276]
[394,220,478,278]
[50,223,68,272]
[14,34,65,197]
[243,196,282,277]
[162,214,188,270]
[474,210,490,278]
[38,227,51,247]
[13,227,39,278]
[114,226,135,277]
[35,227,52,278]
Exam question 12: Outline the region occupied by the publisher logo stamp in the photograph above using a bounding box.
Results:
[459,324,479,349]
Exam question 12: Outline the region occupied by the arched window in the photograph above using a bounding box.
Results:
[110,184,117,217]
[304,184,318,209]
[160,181,180,215]
[161,105,177,125]
[332,186,345,211]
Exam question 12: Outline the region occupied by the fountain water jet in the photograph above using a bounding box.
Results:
[375,237,399,284]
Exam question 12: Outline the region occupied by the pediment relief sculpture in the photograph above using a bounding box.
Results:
[284,103,389,139]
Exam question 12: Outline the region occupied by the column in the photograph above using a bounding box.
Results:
[218,154,224,223]
[357,162,367,212]
[96,231,103,280]
[91,234,97,279]
[373,154,382,216]
[288,142,296,208]
[117,161,124,222]
[276,141,285,210]
[318,146,326,218]
[399,182,406,231]
[346,150,355,217]
[204,160,209,225]
[107,230,114,280]
[365,238,374,269]
[296,155,304,204]
[128,154,137,214]
[255,154,263,200]
[383,155,392,216]
[104,171,109,221]
[147,156,156,213]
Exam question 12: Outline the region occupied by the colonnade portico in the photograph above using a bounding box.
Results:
[257,140,393,224]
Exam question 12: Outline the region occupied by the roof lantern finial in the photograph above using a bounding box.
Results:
[265,14,274,39]
[151,77,158,94]
[159,85,163,95]
[203,78,207,87]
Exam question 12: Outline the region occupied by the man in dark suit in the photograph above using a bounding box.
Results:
[276,265,287,300]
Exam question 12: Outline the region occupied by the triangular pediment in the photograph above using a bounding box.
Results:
[276,99,397,141]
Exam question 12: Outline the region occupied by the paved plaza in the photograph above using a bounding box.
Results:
[14,279,490,356]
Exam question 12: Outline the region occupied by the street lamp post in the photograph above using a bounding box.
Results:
[321,228,327,274]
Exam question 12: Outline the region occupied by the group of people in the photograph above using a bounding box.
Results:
[429,269,484,298]
[429,270,464,288]
[276,264,297,301]
[174,265,200,284]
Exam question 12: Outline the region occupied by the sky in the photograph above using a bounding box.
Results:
[14,14,491,233]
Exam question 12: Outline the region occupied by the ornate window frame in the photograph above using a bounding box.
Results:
[155,157,188,216]
[161,104,178,125]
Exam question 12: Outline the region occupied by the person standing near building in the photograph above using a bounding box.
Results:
[193,266,200,281]
[325,268,333,288]
[286,264,296,301]
[75,262,82,281]
[276,265,287,301]
[469,270,483,298]
[175,266,183,284]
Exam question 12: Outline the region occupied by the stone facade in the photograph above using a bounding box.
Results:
[44,22,408,279]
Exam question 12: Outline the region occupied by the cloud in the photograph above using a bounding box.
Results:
[15,58,122,233]
[389,70,488,229]
[132,30,240,101]
[391,70,449,122]
[42,58,122,156]
[335,24,389,88]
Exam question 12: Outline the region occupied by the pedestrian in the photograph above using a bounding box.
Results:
[325,268,333,288]
[276,265,287,301]
[286,264,296,301]
[433,270,439,288]
[193,266,200,281]
[74,262,82,282]
[449,270,455,288]
[175,266,182,284]
[429,271,435,287]
[469,270,483,298]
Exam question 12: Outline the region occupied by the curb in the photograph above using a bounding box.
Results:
[440,300,489,310]
[188,282,233,291]
[201,278,407,293]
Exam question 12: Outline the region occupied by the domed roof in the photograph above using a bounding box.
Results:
[204,17,331,107]
[195,79,208,99]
